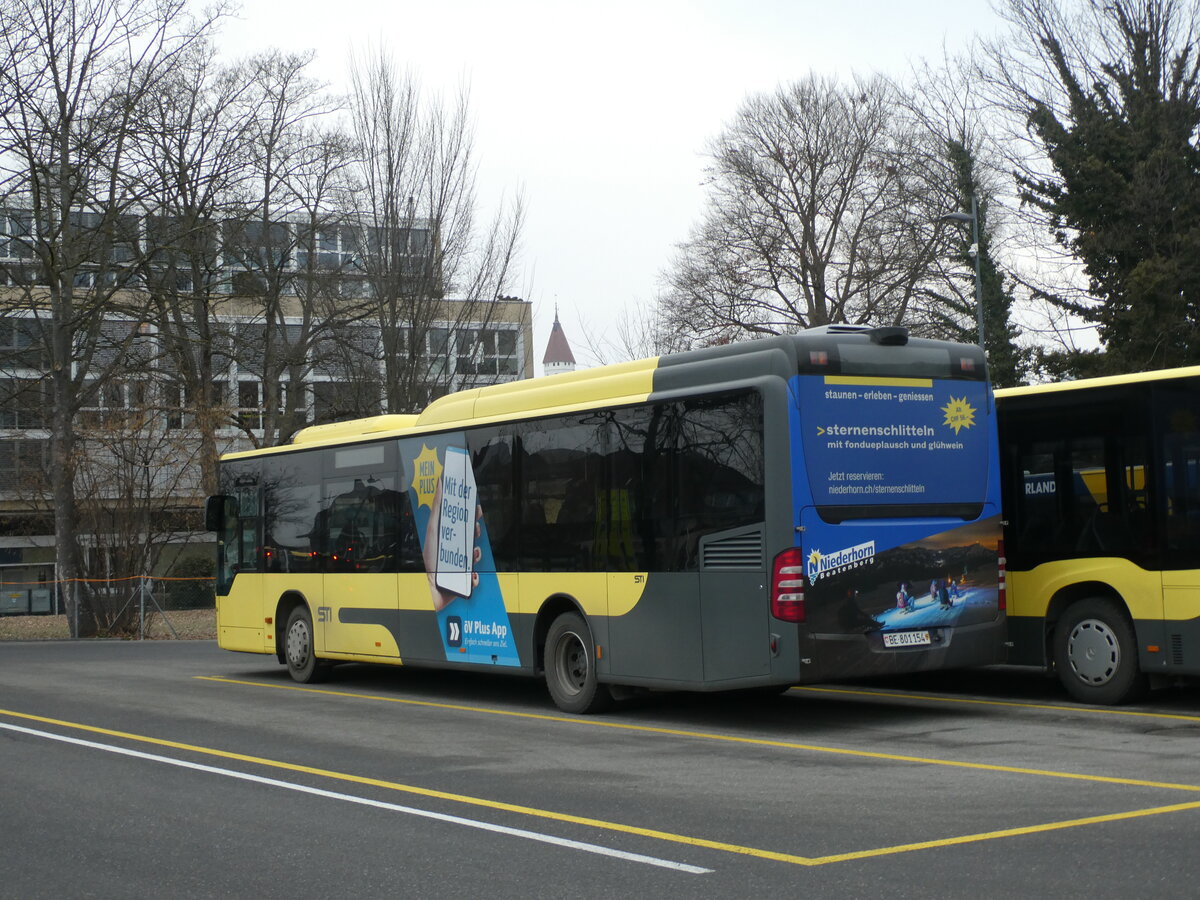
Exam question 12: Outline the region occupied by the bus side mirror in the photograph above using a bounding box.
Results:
[205,495,234,532]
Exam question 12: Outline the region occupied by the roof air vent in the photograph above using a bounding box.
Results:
[868,326,908,346]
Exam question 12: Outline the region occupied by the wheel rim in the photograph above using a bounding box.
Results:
[286,618,311,671]
[553,630,588,697]
[1066,617,1120,685]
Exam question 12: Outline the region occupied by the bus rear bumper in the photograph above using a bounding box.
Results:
[803,618,1008,681]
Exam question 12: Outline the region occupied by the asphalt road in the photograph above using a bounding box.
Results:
[2,640,1200,898]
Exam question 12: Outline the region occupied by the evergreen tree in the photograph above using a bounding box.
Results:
[1010,0,1200,373]
[946,140,1028,386]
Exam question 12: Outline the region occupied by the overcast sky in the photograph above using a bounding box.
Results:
[219,0,1003,373]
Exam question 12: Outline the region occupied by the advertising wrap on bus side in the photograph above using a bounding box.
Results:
[791,373,1002,672]
[407,436,520,666]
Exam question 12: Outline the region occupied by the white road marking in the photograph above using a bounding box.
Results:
[0,721,712,875]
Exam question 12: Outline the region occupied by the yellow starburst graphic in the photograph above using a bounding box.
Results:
[808,549,823,570]
[941,396,977,434]
[412,444,443,509]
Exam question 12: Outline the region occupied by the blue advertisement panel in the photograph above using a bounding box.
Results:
[401,435,521,667]
[790,373,1001,642]
[796,375,990,507]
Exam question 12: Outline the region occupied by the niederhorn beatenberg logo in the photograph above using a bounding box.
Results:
[806,541,876,581]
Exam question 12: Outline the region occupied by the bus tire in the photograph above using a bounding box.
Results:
[284,605,330,684]
[544,611,612,714]
[1053,598,1147,705]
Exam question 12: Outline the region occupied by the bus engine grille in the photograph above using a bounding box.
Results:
[700,531,764,570]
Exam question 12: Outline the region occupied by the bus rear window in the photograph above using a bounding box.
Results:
[799,341,986,381]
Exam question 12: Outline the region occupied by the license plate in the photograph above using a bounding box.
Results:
[883,630,931,648]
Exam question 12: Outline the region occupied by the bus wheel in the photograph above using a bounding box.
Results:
[284,605,330,684]
[544,611,612,714]
[1053,598,1147,705]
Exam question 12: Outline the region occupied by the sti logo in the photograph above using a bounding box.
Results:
[446,615,463,648]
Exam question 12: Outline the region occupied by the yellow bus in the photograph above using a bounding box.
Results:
[997,366,1200,703]
[208,327,1006,712]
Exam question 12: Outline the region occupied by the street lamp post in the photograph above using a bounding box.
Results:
[941,196,985,349]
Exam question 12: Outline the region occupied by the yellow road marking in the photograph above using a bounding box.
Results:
[198,676,1200,793]
[794,685,1200,722]
[0,705,817,864]
[811,800,1200,864]
[3,703,1198,868]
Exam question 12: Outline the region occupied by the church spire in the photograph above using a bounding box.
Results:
[542,306,576,374]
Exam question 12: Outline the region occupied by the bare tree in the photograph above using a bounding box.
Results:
[128,42,258,492]
[659,74,954,346]
[897,55,1029,384]
[0,0,223,635]
[72,363,207,635]
[346,48,524,413]
[223,49,343,449]
[573,300,689,366]
[289,130,373,424]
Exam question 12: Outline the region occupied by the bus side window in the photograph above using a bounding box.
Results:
[609,404,668,572]
[321,476,403,573]
[263,454,322,573]
[608,407,650,572]
[1014,445,1057,554]
[234,485,262,571]
[1062,437,1106,552]
[397,499,423,571]
[517,416,605,572]
[1160,406,1200,568]
[1013,427,1150,564]
[470,429,516,571]
[212,478,260,593]
[675,392,765,568]
[212,496,238,593]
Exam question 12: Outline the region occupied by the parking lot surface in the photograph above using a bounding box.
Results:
[3,641,1199,897]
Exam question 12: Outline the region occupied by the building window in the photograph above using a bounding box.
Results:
[423,327,450,380]
[166,380,228,431]
[0,212,34,261]
[223,220,290,271]
[238,380,263,431]
[230,270,267,296]
[497,329,518,375]
[0,318,48,369]
[456,329,482,375]
[68,211,139,266]
[0,378,47,429]
[296,224,348,271]
[312,380,380,425]
[236,380,307,431]
[456,327,518,377]
[0,439,46,493]
[80,379,151,428]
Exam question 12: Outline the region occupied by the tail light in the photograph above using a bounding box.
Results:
[772,547,807,623]
[997,538,1007,612]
